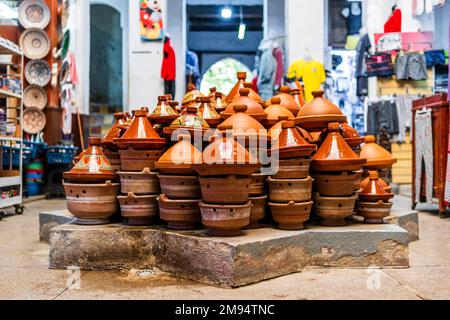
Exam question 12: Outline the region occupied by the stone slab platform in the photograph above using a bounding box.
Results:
[49,223,409,288]
[39,210,75,242]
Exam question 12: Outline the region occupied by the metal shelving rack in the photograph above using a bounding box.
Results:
[0,38,24,219]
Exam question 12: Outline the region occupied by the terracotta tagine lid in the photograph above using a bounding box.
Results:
[148,95,179,125]
[182,84,205,108]
[221,88,267,121]
[64,137,117,182]
[163,106,211,137]
[155,134,202,175]
[311,122,366,172]
[198,97,222,128]
[225,71,247,103]
[242,82,264,104]
[266,86,300,115]
[296,90,347,130]
[268,116,313,142]
[360,136,398,169]
[169,100,181,113]
[209,87,217,98]
[114,109,166,150]
[101,112,128,149]
[271,121,317,159]
[210,92,227,113]
[340,122,364,149]
[361,176,391,192]
[292,88,306,109]
[220,105,269,141]
[263,97,295,128]
[359,171,394,202]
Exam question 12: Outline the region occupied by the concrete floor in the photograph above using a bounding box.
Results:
[0,196,449,300]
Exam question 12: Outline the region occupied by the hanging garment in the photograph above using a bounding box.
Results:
[346,4,362,35]
[67,52,79,85]
[384,8,402,33]
[345,35,361,50]
[424,50,446,67]
[396,52,428,80]
[161,37,176,81]
[357,77,369,97]
[366,100,399,136]
[287,59,326,102]
[257,48,277,100]
[164,80,176,97]
[415,108,434,204]
[355,34,371,78]
[393,95,419,143]
[273,47,284,88]
[366,52,394,78]
[186,49,200,88]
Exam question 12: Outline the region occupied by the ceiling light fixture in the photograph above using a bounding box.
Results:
[238,6,246,40]
[221,7,232,19]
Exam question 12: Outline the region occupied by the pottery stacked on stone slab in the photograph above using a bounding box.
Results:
[63,137,120,225]
[310,123,366,227]
[268,121,317,230]
[193,127,261,236]
[156,135,203,230]
[101,112,128,171]
[356,171,394,224]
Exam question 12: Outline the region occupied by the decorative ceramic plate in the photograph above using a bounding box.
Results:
[59,60,69,85]
[24,85,47,110]
[19,28,50,60]
[23,107,46,134]
[25,60,51,87]
[60,30,70,60]
[18,0,51,30]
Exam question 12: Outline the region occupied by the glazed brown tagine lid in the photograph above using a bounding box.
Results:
[311,122,366,172]
[64,137,118,182]
[221,88,267,121]
[242,82,264,104]
[360,135,398,169]
[358,171,394,202]
[155,134,202,175]
[193,126,261,176]
[271,121,317,159]
[198,96,222,128]
[209,87,217,98]
[101,112,128,149]
[268,116,313,142]
[296,90,347,130]
[266,86,300,115]
[291,88,306,109]
[210,92,227,113]
[163,106,211,137]
[263,97,295,128]
[340,122,364,149]
[148,95,179,125]
[182,84,205,108]
[225,71,247,103]
[220,105,269,141]
[113,109,166,150]
[361,175,391,192]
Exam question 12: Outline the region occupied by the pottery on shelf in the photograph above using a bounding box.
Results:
[221,88,267,121]
[270,121,317,159]
[101,113,128,150]
[158,194,201,230]
[246,195,267,229]
[311,123,366,172]
[291,88,306,109]
[155,134,202,175]
[210,92,227,113]
[266,86,300,115]
[118,167,160,195]
[118,192,159,226]
[262,97,295,128]
[312,171,357,197]
[119,148,164,172]
[148,95,179,125]
[296,91,347,130]
[182,84,205,108]
[273,158,312,179]
[358,171,394,203]
[158,174,202,199]
[198,96,222,128]
[356,200,393,224]
[267,176,313,203]
[220,106,269,142]
[163,106,211,137]
[64,137,117,183]
[250,172,268,196]
[225,71,247,103]
[63,180,120,225]
[199,175,251,204]
[199,201,252,237]
[313,193,358,227]
[269,200,313,230]
[360,136,398,169]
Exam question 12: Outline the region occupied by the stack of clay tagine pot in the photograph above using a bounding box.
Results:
[193,126,261,236]
[310,123,366,227]
[197,96,222,128]
[155,134,203,230]
[63,137,119,225]
[148,95,179,129]
[225,71,247,103]
[100,112,128,171]
[210,92,227,113]
[262,97,295,129]
[268,121,317,230]
[221,88,267,122]
[182,84,205,109]
[356,171,394,223]
[266,86,300,116]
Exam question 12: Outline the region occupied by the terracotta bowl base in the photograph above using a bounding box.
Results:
[243,221,261,230]
[320,218,348,227]
[74,218,110,225]
[167,221,200,230]
[364,218,385,224]
[127,217,154,226]
[278,223,305,231]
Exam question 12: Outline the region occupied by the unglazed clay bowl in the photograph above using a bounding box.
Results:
[119,148,164,172]
[199,175,251,205]
[158,174,202,200]
[313,193,357,227]
[118,167,160,195]
[269,200,313,230]
[267,176,313,203]
[356,200,393,224]
[103,149,121,171]
[245,195,268,229]
[249,173,268,196]
[272,158,311,179]
[312,171,357,197]
[118,193,159,226]
[158,194,201,230]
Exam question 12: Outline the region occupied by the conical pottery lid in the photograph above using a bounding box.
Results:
[291,88,306,109]
[359,171,394,202]
[210,92,227,112]
[266,86,300,115]
[148,96,179,125]
[198,97,221,121]
[222,88,267,121]
[155,134,202,174]
[221,105,268,140]
[64,137,117,182]
[209,87,217,98]
[361,176,390,191]
[263,97,295,127]
[296,90,347,130]
[225,71,247,103]
[163,106,211,136]
[101,112,128,148]
[242,82,264,103]
[268,116,313,142]
[311,123,366,172]
[340,122,363,149]
[114,109,166,149]
[182,84,205,108]
[360,136,398,169]
[271,121,317,158]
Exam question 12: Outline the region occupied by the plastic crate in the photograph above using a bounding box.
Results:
[45,145,78,165]
[1,145,33,167]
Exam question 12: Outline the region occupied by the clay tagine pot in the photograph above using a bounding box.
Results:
[114,109,166,150]
[249,172,268,196]
[296,90,347,130]
[273,158,312,180]
[242,82,264,104]
[360,136,398,169]
[163,106,211,137]
[198,96,222,128]
[269,200,313,230]
[148,95,179,125]
[312,171,357,197]
[340,122,364,150]
[158,194,201,230]
[266,86,300,115]
[64,137,118,183]
[291,88,305,109]
[208,87,217,99]
[267,176,313,203]
[311,123,366,172]
[199,175,251,205]
[246,195,267,229]
[155,134,202,175]
[117,167,160,195]
[199,200,252,237]
[221,88,267,121]
[270,121,317,159]
[268,116,313,142]
[361,175,392,192]
[220,106,269,142]
[210,92,227,113]
[356,200,393,224]
[358,171,394,203]
[158,175,202,200]
[119,149,163,172]
[313,193,358,227]
[262,97,295,128]
[182,84,205,108]
[101,112,128,150]
[118,192,159,226]
[225,71,247,104]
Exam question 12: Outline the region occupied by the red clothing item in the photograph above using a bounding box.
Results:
[273,47,284,87]
[384,9,402,33]
[161,38,176,81]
